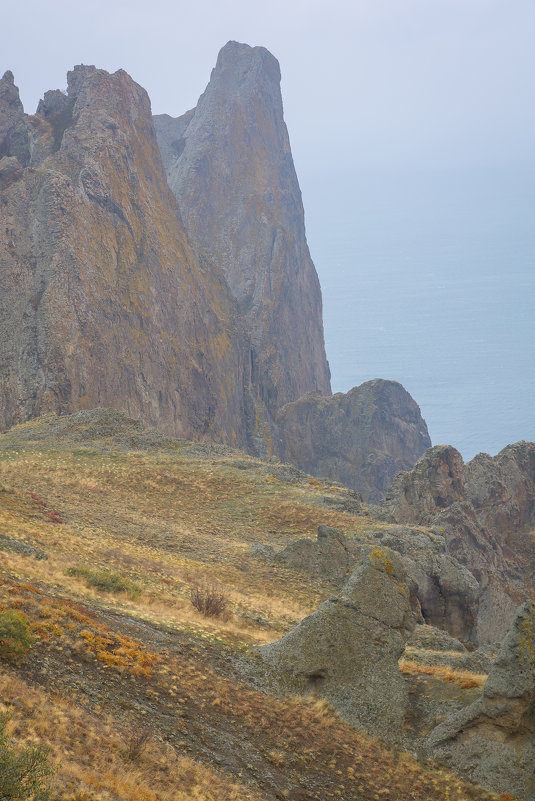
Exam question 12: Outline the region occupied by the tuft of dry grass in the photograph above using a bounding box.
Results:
[399,659,487,689]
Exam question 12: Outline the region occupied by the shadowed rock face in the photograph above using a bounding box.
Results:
[384,442,535,642]
[259,547,419,743]
[154,41,331,430]
[274,379,431,502]
[0,66,251,445]
[427,601,535,800]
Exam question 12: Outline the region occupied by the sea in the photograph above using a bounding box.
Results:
[303,165,535,462]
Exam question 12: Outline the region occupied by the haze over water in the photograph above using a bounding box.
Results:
[305,164,535,462]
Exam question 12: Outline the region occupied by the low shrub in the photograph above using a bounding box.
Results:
[122,724,153,761]
[0,713,54,800]
[0,610,33,662]
[65,567,142,599]
[190,583,229,618]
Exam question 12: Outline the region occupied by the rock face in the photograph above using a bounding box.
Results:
[154,41,331,443]
[1,48,431,503]
[259,547,419,742]
[427,601,535,800]
[0,66,253,444]
[274,379,431,502]
[384,442,535,642]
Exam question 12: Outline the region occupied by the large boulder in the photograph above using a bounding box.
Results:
[426,600,535,800]
[259,547,419,742]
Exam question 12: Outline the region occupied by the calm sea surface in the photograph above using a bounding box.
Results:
[303,166,535,462]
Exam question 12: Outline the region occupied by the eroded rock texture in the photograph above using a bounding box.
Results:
[154,41,331,444]
[0,66,251,444]
[274,379,431,502]
[259,547,419,742]
[427,601,535,800]
[384,442,535,641]
[1,48,431,501]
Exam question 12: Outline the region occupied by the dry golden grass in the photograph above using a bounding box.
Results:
[399,659,487,689]
[0,415,503,800]
[0,670,260,801]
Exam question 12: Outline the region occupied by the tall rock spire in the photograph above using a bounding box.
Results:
[0,70,24,152]
[154,41,331,425]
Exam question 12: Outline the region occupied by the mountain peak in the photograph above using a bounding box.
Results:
[214,40,281,84]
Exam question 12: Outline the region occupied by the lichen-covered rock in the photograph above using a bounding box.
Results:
[259,547,419,742]
[274,379,431,502]
[426,600,535,800]
[370,524,479,642]
[154,41,331,436]
[0,65,252,445]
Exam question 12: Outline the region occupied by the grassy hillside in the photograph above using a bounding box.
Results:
[0,410,498,800]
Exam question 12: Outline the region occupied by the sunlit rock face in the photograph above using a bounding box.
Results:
[0,66,251,445]
[154,41,331,436]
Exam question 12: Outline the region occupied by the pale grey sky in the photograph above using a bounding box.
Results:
[3,0,535,174]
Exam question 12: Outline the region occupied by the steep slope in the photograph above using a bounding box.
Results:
[0,410,501,800]
[154,41,331,428]
[0,67,250,444]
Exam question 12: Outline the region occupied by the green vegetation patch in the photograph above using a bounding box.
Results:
[0,610,33,662]
[0,713,54,800]
[65,566,142,599]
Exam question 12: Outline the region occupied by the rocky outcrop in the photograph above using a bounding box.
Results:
[427,600,535,800]
[274,379,431,502]
[258,524,358,582]
[259,547,419,742]
[0,71,24,150]
[371,524,479,642]
[383,445,465,524]
[0,65,253,445]
[384,443,535,642]
[154,41,331,440]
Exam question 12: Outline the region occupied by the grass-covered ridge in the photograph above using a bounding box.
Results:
[0,409,499,800]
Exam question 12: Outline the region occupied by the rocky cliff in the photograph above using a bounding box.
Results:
[0,66,250,444]
[274,379,431,502]
[0,46,431,500]
[154,41,331,434]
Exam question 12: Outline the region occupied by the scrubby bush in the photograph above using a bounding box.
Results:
[0,610,33,662]
[65,567,142,599]
[122,724,153,761]
[190,583,229,618]
[0,713,53,800]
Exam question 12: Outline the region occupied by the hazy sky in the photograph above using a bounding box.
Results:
[3,0,535,175]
